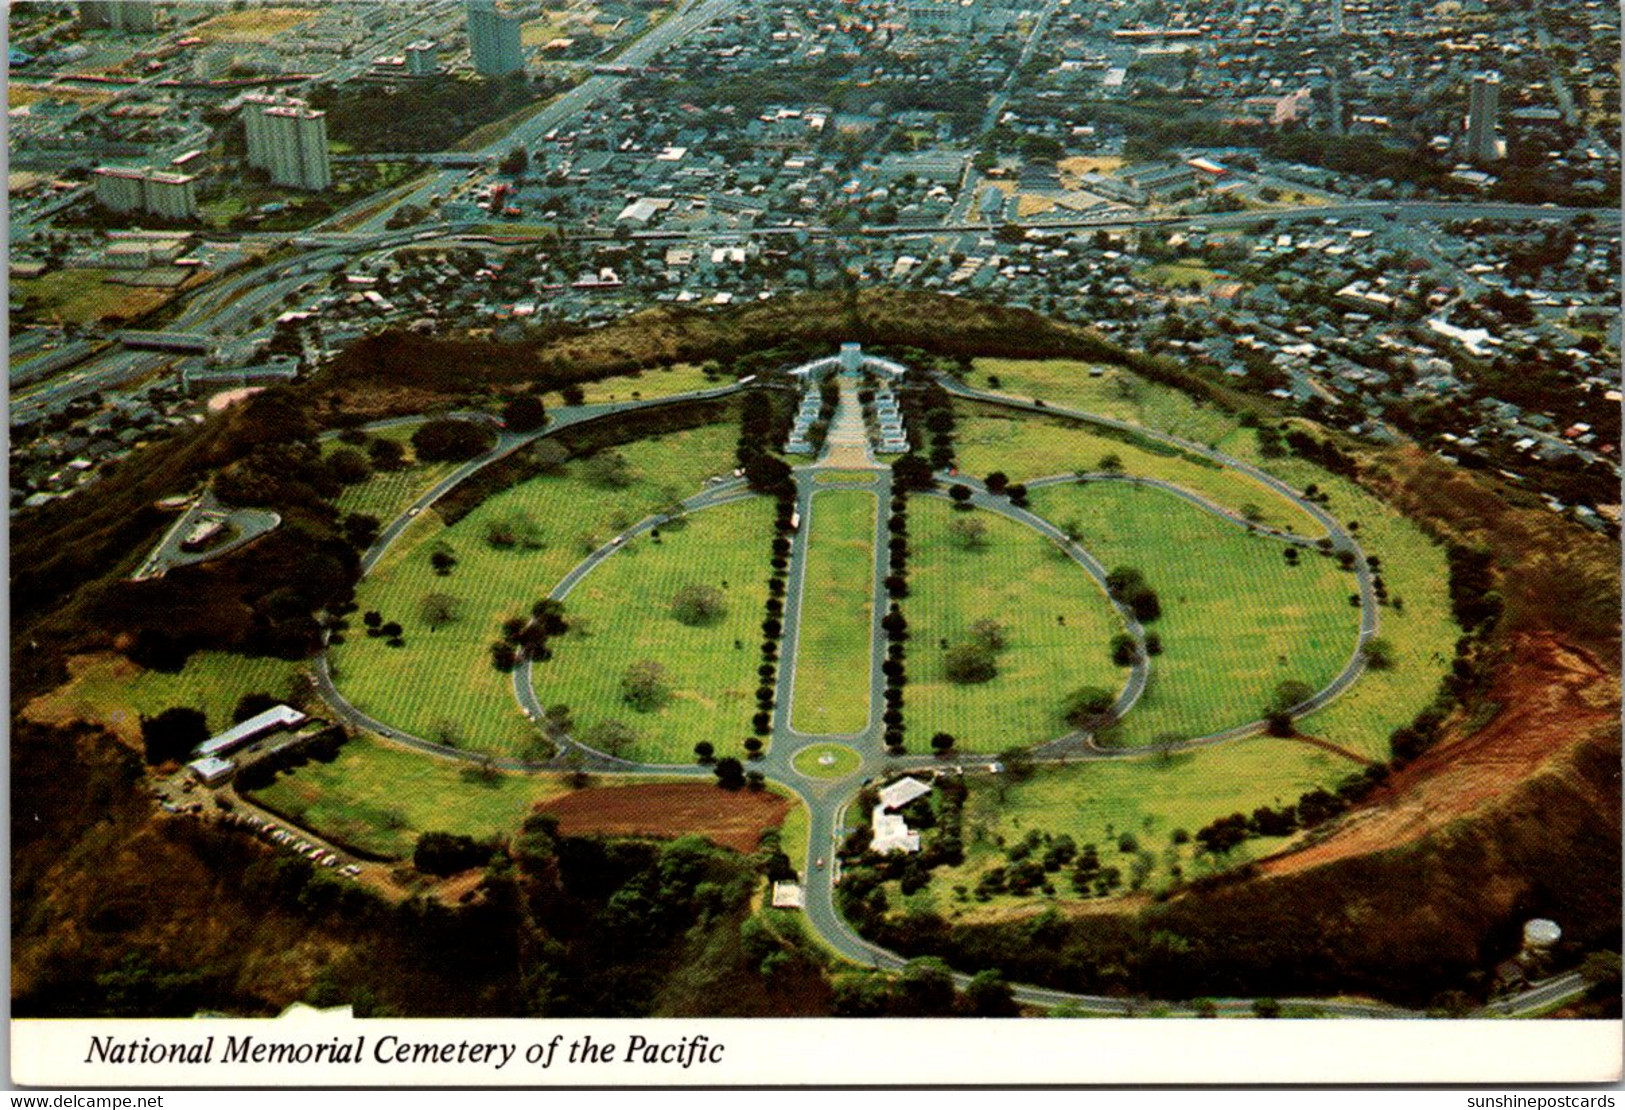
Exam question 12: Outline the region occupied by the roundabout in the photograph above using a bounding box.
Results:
[791,743,863,780]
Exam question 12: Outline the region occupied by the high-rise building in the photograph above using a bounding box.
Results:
[79,1,157,33]
[240,93,332,191]
[406,39,441,77]
[143,171,199,220]
[467,0,525,77]
[92,166,198,219]
[262,106,332,191]
[1466,71,1502,162]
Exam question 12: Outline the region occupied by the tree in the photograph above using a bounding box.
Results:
[694,740,715,764]
[984,471,1009,494]
[327,446,371,485]
[1265,679,1314,736]
[412,418,496,462]
[419,592,462,629]
[1062,685,1115,728]
[899,957,956,1016]
[1111,633,1140,666]
[583,449,635,489]
[931,731,956,755]
[744,737,763,758]
[1098,453,1124,473]
[430,545,458,576]
[580,718,636,757]
[413,831,488,876]
[948,483,973,507]
[620,660,670,712]
[1106,565,1161,621]
[969,619,1008,651]
[342,513,381,550]
[140,707,209,765]
[368,437,406,471]
[947,515,989,551]
[499,145,528,177]
[1363,636,1396,670]
[944,640,997,684]
[714,756,746,790]
[502,393,547,432]
[962,969,1018,1016]
[671,583,727,627]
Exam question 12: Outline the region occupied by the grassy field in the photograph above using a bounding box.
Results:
[904,736,1352,917]
[246,734,573,859]
[777,792,811,873]
[1029,482,1358,747]
[544,362,718,406]
[955,401,1323,536]
[790,490,877,735]
[11,269,177,326]
[191,7,317,41]
[1239,452,1457,761]
[903,498,1125,752]
[21,651,305,744]
[335,461,461,522]
[530,496,776,764]
[1136,261,1228,291]
[964,359,1243,462]
[329,421,741,759]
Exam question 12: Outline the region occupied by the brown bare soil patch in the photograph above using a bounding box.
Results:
[1258,632,1619,878]
[1287,733,1374,766]
[537,782,788,853]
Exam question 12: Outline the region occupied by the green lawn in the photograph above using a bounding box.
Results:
[955,403,1324,536]
[815,470,879,484]
[530,496,776,764]
[327,422,467,522]
[790,490,877,735]
[329,421,740,759]
[1029,482,1358,747]
[1136,261,1226,290]
[10,268,177,326]
[914,736,1352,916]
[965,358,1244,449]
[903,497,1125,752]
[543,362,718,406]
[777,792,811,873]
[791,743,863,780]
[245,735,571,860]
[23,651,304,741]
[1237,453,1458,760]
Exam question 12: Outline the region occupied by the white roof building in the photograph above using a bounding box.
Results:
[878,775,932,811]
[871,808,921,854]
[771,881,804,909]
[194,704,307,759]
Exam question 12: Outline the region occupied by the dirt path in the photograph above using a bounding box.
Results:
[1287,733,1375,766]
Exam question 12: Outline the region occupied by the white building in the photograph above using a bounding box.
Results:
[194,704,308,760]
[242,94,331,191]
[261,105,332,191]
[467,0,525,77]
[405,39,440,77]
[871,776,933,854]
[1466,72,1502,163]
[92,166,198,219]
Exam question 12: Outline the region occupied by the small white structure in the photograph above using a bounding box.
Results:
[871,808,920,855]
[186,755,236,786]
[1523,918,1562,950]
[771,881,804,909]
[879,775,932,811]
